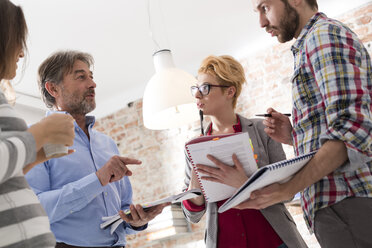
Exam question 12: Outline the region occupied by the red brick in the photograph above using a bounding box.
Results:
[361,33,372,43]
[124,120,139,129]
[358,15,372,25]
[135,100,143,110]
[354,26,369,36]
[353,3,372,18]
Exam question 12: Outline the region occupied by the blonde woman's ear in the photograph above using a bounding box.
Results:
[228,86,236,97]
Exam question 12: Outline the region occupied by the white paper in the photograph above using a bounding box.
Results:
[186,132,257,202]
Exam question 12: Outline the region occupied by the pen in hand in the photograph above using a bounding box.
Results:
[199,110,204,136]
[255,113,291,117]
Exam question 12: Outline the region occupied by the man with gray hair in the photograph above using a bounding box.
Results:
[26,50,167,248]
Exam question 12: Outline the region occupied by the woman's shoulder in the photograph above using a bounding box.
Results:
[238,115,265,129]
[239,115,270,140]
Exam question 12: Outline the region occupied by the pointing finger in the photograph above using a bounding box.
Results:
[119,157,142,165]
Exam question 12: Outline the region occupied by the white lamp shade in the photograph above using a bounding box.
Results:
[143,67,199,130]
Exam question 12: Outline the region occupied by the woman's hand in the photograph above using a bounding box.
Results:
[28,113,75,150]
[186,168,205,206]
[190,167,202,190]
[196,154,248,189]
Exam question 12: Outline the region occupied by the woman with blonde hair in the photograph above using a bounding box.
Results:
[0,0,75,247]
[181,55,307,248]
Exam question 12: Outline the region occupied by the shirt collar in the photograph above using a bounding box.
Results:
[46,110,96,127]
[85,115,96,127]
[291,12,326,53]
[207,114,242,135]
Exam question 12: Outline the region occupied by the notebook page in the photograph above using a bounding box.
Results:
[186,132,257,202]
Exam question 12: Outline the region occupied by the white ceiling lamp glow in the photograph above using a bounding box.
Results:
[142,0,198,130]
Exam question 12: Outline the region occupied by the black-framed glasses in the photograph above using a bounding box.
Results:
[190,84,230,97]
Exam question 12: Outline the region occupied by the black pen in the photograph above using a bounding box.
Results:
[255,113,291,117]
[199,110,204,136]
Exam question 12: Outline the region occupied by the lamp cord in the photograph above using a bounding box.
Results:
[147,0,161,51]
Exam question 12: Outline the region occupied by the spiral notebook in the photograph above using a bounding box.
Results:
[218,151,317,213]
[185,132,258,202]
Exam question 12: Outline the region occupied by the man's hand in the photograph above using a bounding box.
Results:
[263,108,293,145]
[196,154,248,189]
[96,156,141,186]
[118,203,169,228]
[234,182,295,210]
[235,140,349,210]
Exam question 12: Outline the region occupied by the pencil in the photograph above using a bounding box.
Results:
[255,113,291,117]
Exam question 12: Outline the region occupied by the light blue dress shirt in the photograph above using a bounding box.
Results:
[26,112,143,247]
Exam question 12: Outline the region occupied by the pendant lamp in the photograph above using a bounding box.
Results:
[143,49,199,130]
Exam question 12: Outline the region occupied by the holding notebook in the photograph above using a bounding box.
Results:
[181,55,307,248]
[185,132,258,202]
[218,151,317,213]
[185,131,316,208]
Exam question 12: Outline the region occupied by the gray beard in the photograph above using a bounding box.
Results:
[67,99,96,115]
[60,87,96,115]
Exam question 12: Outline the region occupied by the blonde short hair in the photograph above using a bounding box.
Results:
[198,55,246,108]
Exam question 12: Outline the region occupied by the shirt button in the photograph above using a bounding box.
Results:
[70,210,74,214]
[237,213,240,216]
[241,233,245,237]
[105,192,108,196]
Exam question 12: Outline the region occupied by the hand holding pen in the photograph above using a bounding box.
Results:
[260,108,294,146]
[256,113,291,117]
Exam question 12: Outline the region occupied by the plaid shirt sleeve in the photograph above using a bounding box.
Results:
[304,22,372,157]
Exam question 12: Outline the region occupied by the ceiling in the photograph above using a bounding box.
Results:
[10,0,371,123]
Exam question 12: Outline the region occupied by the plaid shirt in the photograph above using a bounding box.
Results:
[291,13,372,232]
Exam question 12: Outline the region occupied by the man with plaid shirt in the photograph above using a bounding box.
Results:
[240,0,372,247]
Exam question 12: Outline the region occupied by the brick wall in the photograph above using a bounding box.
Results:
[95,3,372,248]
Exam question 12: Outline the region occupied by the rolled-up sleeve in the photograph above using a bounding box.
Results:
[305,23,372,158]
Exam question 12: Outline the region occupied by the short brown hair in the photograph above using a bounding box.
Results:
[198,55,246,108]
[305,0,318,10]
[38,50,94,108]
[280,0,318,10]
[0,0,28,79]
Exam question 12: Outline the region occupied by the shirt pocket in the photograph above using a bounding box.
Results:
[291,67,319,110]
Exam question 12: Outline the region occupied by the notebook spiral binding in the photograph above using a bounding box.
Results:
[185,146,208,202]
[268,151,317,171]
